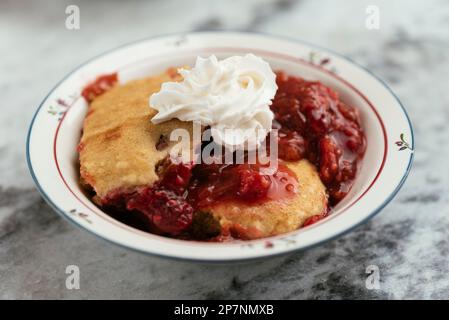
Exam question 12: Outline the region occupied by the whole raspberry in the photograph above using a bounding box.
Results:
[127,188,193,236]
[158,161,194,195]
[237,165,272,201]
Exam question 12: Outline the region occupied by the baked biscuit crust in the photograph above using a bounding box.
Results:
[206,159,327,239]
[79,70,195,199]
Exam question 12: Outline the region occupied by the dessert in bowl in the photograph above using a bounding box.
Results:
[78,54,365,241]
[27,32,413,261]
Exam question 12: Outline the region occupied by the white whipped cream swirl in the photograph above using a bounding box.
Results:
[150,54,277,149]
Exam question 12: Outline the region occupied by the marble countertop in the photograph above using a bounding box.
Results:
[1,0,447,299]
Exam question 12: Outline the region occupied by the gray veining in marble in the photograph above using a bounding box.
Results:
[1,0,448,299]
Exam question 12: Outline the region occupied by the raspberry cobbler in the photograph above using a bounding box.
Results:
[78,55,365,241]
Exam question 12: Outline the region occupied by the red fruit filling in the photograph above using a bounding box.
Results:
[157,160,194,195]
[271,72,366,204]
[127,188,193,236]
[120,161,297,236]
[81,73,118,103]
[188,163,298,208]
[302,214,324,227]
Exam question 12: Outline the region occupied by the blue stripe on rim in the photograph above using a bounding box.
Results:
[26,31,414,263]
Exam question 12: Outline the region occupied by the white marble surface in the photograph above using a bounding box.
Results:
[1,0,448,299]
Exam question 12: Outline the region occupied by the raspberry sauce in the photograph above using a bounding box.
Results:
[271,72,366,205]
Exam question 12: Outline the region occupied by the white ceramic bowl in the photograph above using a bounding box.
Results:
[27,32,414,262]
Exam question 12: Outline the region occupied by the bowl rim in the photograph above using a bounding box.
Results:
[26,31,414,263]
